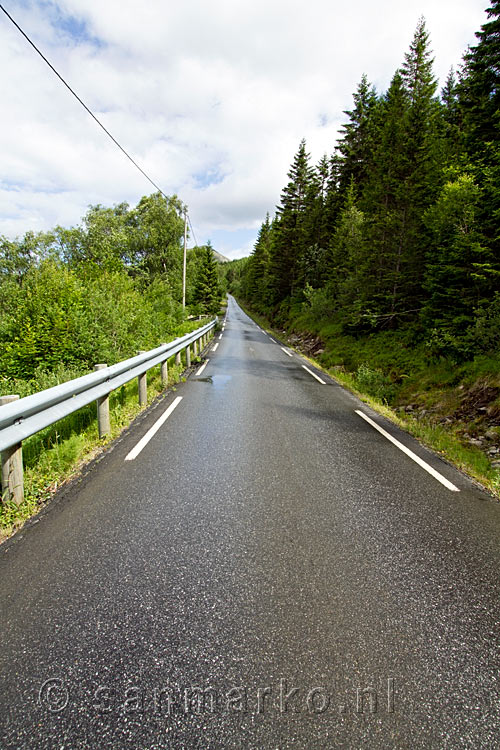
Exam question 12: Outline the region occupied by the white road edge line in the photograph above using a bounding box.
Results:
[196,359,209,376]
[355,409,460,492]
[281,346,293,357]
[212,343,219,351]
[125,396,183,461]
[218,334,223,340]
[302,365,326,384]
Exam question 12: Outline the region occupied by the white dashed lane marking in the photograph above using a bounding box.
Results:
[302,365,326,384]
[125,397,183,461]
[355,409,460,492]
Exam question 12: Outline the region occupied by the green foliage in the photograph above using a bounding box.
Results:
[355,364,397,403]
[421,171,497,337]
[0,191,226,382]
[192,242,222,314]
[234,9,500,365]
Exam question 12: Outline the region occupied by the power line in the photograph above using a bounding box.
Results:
[0,2,201,243]
[187,215,199,247]
[0,3,169,199]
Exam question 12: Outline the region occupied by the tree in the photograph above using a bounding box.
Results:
[439,68,463,164]
[355,21,443,326]
[268,139,315,302]
[78,203,129,273]
[245,213,273,306]
[334,74,379,201]
[127,193,185,293]
[326,180,366,317]
[193,242,221,314]
[421,172,497,335]
[459,0,500,254]
[460,0,500,151]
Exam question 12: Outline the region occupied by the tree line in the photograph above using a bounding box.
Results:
[233,4,500,361]
[0,193,223,381]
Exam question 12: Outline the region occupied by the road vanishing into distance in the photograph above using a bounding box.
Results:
[1,295,500,749]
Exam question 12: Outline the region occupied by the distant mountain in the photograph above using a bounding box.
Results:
[213,250,231,263]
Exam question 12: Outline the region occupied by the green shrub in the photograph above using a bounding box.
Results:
[355,363,397,403]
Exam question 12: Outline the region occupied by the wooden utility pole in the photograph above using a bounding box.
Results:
[182,209,187,309]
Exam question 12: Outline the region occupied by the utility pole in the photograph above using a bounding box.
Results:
[182,209,187,310]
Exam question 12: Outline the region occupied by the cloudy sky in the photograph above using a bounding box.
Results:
[0,0,489,259]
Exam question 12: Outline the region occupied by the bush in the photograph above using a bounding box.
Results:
[355,363,397,403]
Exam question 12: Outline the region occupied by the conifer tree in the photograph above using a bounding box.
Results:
[335,74,379,200]
[268,139,315,302]
[326,179,366,320]
[193,242,220,314]
[358,71,411,322]
[357,21,442,325]
[421,172,497,339]
[461,0,500,151]
[298,155,332,288]
[246,213,273,306]
[440,69,463,163]
[460,0,500,254]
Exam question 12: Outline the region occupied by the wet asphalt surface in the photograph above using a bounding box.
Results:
[1,295,500,749]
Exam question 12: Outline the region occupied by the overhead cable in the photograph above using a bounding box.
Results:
[0,2,200,245]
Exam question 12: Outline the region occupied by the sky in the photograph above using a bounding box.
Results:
[0,0,490,260]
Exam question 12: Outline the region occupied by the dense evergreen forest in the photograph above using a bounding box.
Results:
[230,6,500,367]
[0,193,223,387]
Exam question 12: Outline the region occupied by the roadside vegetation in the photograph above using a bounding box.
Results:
[0,192,225,538]
[223,4,500,496]
[235,300,500,497]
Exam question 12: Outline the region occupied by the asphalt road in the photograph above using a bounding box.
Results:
[1,295,500,749]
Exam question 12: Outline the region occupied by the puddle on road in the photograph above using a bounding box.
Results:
[192,374,233,389]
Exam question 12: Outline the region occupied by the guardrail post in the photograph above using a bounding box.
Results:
[193,338,198,357]
[185,344,191,368]
[0,395,24,506]
[137,352,147,406]
[94,364,110,438]
[160,347,168,387]
[175,352,181,366]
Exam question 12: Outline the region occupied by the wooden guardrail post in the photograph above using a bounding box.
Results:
[94,364,110,438]
[0,395,24,506]
[160,348,168,387]
[137,352,147,406]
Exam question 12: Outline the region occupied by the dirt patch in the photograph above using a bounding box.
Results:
[287,332,325,357]
[453,384,500,422]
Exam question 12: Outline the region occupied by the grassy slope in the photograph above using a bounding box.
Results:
[237,300,500,499]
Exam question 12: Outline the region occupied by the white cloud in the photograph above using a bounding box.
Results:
[0,0,488,255]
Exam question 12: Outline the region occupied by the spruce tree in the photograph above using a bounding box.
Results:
[335,74,379,200]
[326,179,366,321]
[268,139,315,303]
[460,0,500,254]
[461,0,500,151]
[246,213,272,307]
[358,21,443,326]
[298,155,331,289]
[193,242,220,314]
[440,69,463,163]
[421,172,497,341]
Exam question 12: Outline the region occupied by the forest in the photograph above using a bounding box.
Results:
[229,7,500,369]
[0,192,224,390]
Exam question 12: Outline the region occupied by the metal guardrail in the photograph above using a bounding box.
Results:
[0,317,217,504]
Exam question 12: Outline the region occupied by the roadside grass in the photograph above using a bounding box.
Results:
[0,321,212,540]
[237,299,500,499]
